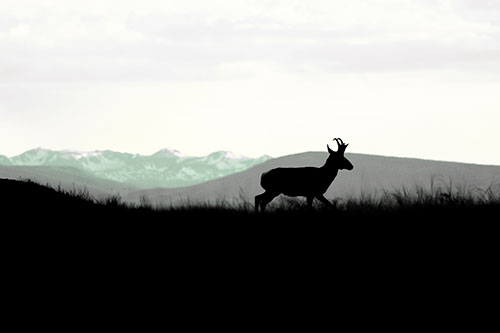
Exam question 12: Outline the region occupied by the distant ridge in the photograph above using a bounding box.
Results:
[123,152,500,205]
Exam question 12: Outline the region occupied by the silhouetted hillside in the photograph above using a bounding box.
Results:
[2,177,498,222]
[1,178,98,219]
[0,164,136,200]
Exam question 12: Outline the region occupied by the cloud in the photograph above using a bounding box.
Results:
[0,0,499,82]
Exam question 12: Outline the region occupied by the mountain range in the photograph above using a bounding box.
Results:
[0,148,272,188]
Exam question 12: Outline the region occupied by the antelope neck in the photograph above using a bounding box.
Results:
[319,163,339,179]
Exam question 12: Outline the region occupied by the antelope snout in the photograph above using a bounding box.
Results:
[343,161,354,171]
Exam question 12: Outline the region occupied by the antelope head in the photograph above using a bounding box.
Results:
[326,138,354,171]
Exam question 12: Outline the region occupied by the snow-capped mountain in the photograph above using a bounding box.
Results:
[1,148,272,188]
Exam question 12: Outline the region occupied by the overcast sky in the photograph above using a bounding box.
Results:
[1,0,499,164]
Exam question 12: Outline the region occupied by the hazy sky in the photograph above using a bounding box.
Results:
[1,0,499,164]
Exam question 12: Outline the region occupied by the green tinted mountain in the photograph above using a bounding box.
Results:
[2,148,272,188]
[0,154,11,166]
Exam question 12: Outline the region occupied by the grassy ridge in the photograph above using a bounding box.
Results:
[1,178,499,222]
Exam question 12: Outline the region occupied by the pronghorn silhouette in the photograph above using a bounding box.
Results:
[255,138,354,212]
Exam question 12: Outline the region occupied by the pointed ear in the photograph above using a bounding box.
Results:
[327,144,334,154]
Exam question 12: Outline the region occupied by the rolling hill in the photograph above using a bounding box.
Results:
[122,152,500,206]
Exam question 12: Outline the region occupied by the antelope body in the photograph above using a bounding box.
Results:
[255,138,354,211]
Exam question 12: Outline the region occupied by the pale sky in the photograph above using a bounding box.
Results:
[1,0,499,164]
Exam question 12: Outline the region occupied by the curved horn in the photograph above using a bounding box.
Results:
[333,138,348,146]
[334,138,345,145]
[333,138,348,154]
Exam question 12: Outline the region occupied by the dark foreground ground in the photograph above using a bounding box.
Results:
[2,177,499,316]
